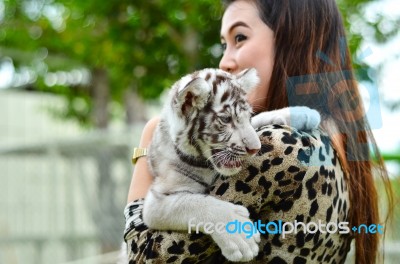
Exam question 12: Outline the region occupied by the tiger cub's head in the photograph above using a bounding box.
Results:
[166,68,261,176]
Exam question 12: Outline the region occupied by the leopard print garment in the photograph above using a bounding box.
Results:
[123,124,353,264]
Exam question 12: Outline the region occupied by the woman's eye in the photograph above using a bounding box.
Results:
[220,116,232,123]
[235,34,247,43]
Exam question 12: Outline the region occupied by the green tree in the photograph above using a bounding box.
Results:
[1,0,222,128]
[337,0,400,89]
[1,0,399,124]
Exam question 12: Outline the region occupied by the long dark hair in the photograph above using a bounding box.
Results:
[222,0,393,263]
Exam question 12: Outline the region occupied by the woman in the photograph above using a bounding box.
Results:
[124,0,393,263]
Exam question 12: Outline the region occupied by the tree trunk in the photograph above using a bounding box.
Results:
[183,27,199,72]
[91,68,109,129]
[124,88,147,126]
[91,68,121,252]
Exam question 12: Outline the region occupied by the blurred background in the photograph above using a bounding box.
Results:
[0,0,399,263]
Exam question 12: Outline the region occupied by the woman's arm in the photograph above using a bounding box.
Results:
[127,116,160,203]
[123,116,221,263]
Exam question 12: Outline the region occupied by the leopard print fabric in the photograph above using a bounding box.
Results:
[123,124,352,264]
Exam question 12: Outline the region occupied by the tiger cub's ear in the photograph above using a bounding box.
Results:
[236,68,260,92]
[176,77,210,116]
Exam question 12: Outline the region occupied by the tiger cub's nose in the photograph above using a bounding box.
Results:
[246,147,259,155]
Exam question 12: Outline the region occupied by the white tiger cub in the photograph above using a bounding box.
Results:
[139,68,320,262]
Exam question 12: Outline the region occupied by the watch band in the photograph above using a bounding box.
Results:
[132,147,147,165]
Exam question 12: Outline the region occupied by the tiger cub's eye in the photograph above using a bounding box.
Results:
[220,116,232,123]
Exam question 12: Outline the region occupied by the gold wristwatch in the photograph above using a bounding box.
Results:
[132,147,147,165]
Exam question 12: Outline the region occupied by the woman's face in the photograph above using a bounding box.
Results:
[219,0,275,112]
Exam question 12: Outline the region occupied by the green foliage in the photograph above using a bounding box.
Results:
[1,0,398,127]
[2,0,222,94]
[1,0,223,126]
[337,0,400,81]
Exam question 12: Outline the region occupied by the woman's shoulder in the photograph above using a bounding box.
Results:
[137,116,160,145]
[143,116,160,133]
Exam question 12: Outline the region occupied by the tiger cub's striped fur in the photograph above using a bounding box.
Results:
[143,68,320,262]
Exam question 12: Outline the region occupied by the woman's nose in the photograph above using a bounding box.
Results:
[219,51,237,73]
